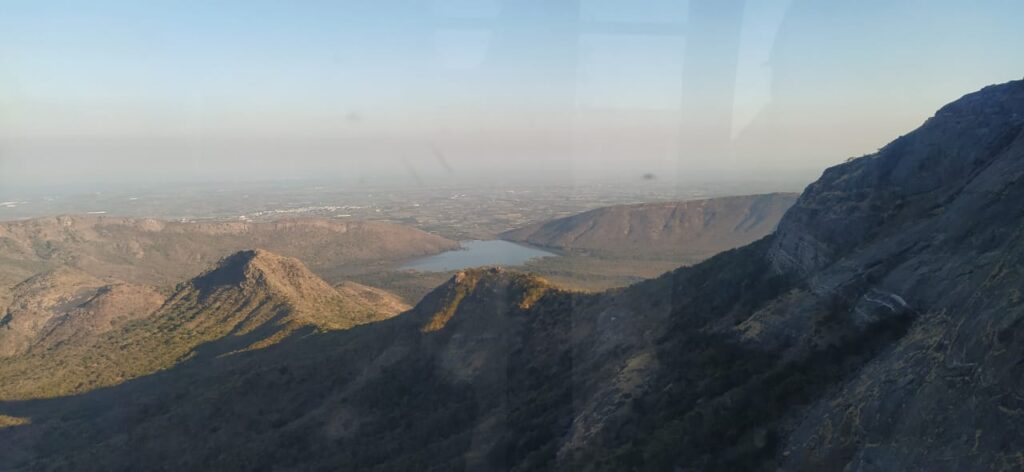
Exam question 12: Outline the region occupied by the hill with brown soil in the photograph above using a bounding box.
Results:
[0,267,164,357]
[501,193,797,259]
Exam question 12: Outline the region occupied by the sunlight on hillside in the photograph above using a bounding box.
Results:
[1,1,1022,470]
[0,415,30,429]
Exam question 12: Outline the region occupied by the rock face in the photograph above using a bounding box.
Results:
[770,81,1024,277]
[764,79,1024,470]
[501,193,797,259]
[2,80,1024,471]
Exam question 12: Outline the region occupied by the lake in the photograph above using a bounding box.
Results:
[399,240,557,272]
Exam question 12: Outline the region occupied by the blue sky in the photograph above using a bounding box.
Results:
[1,0,1022,188]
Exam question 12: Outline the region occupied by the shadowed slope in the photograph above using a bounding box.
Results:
[3,80,1024,471]
[0,267,571,470]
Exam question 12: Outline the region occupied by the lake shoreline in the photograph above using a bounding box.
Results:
[398,240,559,272]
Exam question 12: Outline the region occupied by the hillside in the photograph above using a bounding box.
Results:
[0,267,573,470]
[0,267,164,357]
[502,193,797,290]
[0,216,458,288]
[0,268,162,357]
[501,193,797,259]
[2,80,1024,470]
[0,250,407,400]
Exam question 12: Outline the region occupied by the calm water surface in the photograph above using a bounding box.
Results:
[400,240,557,272]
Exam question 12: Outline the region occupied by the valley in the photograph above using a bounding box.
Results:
[0,188,803,400]
[3,1,1019,469]
[1,79,1022,470]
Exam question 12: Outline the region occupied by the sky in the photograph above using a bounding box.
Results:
[1,0,1023,190]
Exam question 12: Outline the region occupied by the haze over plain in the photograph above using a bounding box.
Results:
[2,0,1022,189]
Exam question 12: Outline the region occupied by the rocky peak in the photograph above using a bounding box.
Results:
[415,268,555,333]
[177,248,407,337]
[190,249,334,300]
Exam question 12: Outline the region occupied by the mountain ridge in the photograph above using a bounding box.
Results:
[0,248,408,400]
[3,80,1024,470]
[501,193,797,259]
[0,215,459,288]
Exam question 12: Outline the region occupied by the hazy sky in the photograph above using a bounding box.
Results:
[1,0,1022,189]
